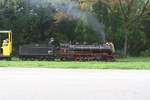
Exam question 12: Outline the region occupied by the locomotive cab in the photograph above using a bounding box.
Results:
[0,31,12,59]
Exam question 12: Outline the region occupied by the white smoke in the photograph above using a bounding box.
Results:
[25,0,106,42]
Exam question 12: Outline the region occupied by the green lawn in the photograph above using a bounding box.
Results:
[0,57,150,69]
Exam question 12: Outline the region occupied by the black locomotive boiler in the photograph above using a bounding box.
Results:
[59,43,115,61]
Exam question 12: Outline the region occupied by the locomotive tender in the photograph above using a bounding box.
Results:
[19,42,115,61]
[19,44,56,60]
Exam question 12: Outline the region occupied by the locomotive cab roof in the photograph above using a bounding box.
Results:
[0,31,12,33]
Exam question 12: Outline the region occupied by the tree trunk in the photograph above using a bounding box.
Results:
[123,20,129,57]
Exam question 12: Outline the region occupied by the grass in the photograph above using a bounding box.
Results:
[0,57,150,69]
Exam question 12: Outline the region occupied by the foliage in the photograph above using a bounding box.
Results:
[141,49,150,57]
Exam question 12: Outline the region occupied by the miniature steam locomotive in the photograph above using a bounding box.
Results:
[19,42,115,61]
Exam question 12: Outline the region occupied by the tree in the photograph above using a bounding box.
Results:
[118,0,150,56]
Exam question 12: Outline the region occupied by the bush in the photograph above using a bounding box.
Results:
[140,49,150,57]
[115,50,125,58]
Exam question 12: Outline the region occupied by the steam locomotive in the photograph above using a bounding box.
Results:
[19,41,115,61]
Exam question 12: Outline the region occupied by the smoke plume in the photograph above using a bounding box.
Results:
[25,0,106,42]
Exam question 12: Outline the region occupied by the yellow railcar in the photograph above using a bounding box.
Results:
[0,31,12,59]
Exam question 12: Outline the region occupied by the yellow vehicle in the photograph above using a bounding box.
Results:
[0,31,12,59]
